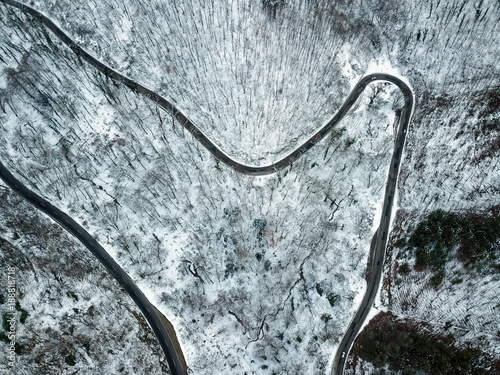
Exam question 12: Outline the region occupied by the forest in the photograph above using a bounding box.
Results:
[0,0,499,374]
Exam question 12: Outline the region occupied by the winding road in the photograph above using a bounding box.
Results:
[0,0,414,374]
[0,164,188,375]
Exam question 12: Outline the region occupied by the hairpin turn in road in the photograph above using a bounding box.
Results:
[1,1,414,374]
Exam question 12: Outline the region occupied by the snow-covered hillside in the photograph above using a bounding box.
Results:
[0,187,169,374]
[1,0,499,374]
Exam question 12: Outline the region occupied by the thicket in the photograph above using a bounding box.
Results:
[357,312,498,375]
[406,208,500,285]
[474,87,500,160]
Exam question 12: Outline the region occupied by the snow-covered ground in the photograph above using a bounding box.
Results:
[1,0,499,374]
[0,186,169,374]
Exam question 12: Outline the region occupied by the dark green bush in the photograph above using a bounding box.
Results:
[0,331,9,343]
[64,352,76,366]
[327,293,340,307]
[406,209,500,284]
[398,263,411,274]
[19,309,29,324]
[315,283,324,296]
[321,314,332,323]
[2,313,10,332]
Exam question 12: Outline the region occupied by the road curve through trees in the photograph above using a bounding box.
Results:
[0,162,189,374]
[0,1,415,374]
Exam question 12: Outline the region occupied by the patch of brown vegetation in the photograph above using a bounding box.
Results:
[469,87,500,162]
[348,311,498,375]
[412,91,454,124]
[381,209,416,307]
[262,227,276,247]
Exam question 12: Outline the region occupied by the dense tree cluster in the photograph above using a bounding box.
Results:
[1,0,499,373]
[405,208,500,285]
[357,312,498,375]
[472,87,500,161]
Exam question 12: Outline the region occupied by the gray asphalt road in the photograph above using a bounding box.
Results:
[331,90,413,375]
[0,162,188,375]
[1,1,414,374]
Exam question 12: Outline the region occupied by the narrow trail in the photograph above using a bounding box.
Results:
[0,1,415,374]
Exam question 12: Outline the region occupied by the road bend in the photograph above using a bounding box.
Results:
[331,96,413,375]
[1,1,414,374]
[0,162,188,375]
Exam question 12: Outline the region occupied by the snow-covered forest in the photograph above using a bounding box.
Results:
[0,0,499,374]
